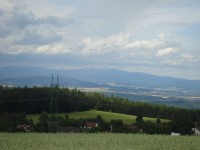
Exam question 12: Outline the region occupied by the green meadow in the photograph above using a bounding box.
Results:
[0,133,199,150]
[27,110,169,124]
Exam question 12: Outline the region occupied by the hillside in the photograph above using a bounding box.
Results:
[1,86,200,122]
[1,66,200,109]
[28,110,169,125]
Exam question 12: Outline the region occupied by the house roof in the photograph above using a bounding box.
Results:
[85,122,97,128]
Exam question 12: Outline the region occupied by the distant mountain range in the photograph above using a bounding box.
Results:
[0,66,200,109]
[0,66,200,90]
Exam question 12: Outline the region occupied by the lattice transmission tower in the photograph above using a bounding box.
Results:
[49,74,59,132]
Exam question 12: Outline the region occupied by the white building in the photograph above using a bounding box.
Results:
[192,128,200,135]
[171,132,180,136]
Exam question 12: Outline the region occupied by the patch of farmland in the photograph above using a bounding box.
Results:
[0,133,199,150]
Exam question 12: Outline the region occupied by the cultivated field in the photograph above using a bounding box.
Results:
[0,133,199,150]
[27,110,169,124]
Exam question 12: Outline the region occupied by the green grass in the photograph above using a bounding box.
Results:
[0,133,199,150]
[27,110,169,125]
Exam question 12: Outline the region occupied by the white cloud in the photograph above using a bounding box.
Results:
[79,33,181,61]
[0,0,199,79]
[156,47,178,57]
[80,33,130,56]
[3,45,36,54]
[181,54,194,60]
[0,2,74,55]
[36,44,71,55]
[0,0,13,11]
[126,38,163,49]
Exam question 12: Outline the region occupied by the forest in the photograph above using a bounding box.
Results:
[0,86,200,121]
[0,86,200,134]
[0,86,200,122]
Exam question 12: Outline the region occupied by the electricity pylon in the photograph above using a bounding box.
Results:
[49,74,59,132]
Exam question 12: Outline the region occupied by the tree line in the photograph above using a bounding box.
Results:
[0,86,200,122]
[0,111,197,135]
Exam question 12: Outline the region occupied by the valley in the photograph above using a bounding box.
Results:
[1,66,200,109]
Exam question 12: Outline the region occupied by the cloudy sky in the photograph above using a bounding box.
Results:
[0,0,200,79]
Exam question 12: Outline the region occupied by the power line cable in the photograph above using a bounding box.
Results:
[0,98,50,103]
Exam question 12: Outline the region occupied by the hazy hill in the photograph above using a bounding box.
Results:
[0,76,99,87]
[0,66,200,91]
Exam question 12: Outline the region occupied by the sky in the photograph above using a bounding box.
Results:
[0,0,200,79]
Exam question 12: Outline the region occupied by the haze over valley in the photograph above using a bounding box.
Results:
[1,66,200,109]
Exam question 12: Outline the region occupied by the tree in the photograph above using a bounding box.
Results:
[136,114,144,126]
[197,121,200,127]
[96,115,104,124]
[156,118,161,124]
[110,119,123,132]
[35,112,49,132]
[98,121,110,132]
[0,112,29,132]
[170,119,195,135]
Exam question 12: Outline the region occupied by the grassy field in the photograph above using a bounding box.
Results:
[0,133,199,150]
[27,110,169,124]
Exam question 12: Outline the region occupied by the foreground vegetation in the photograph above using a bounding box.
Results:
[0,133,199,150]
[1,111,195,135]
